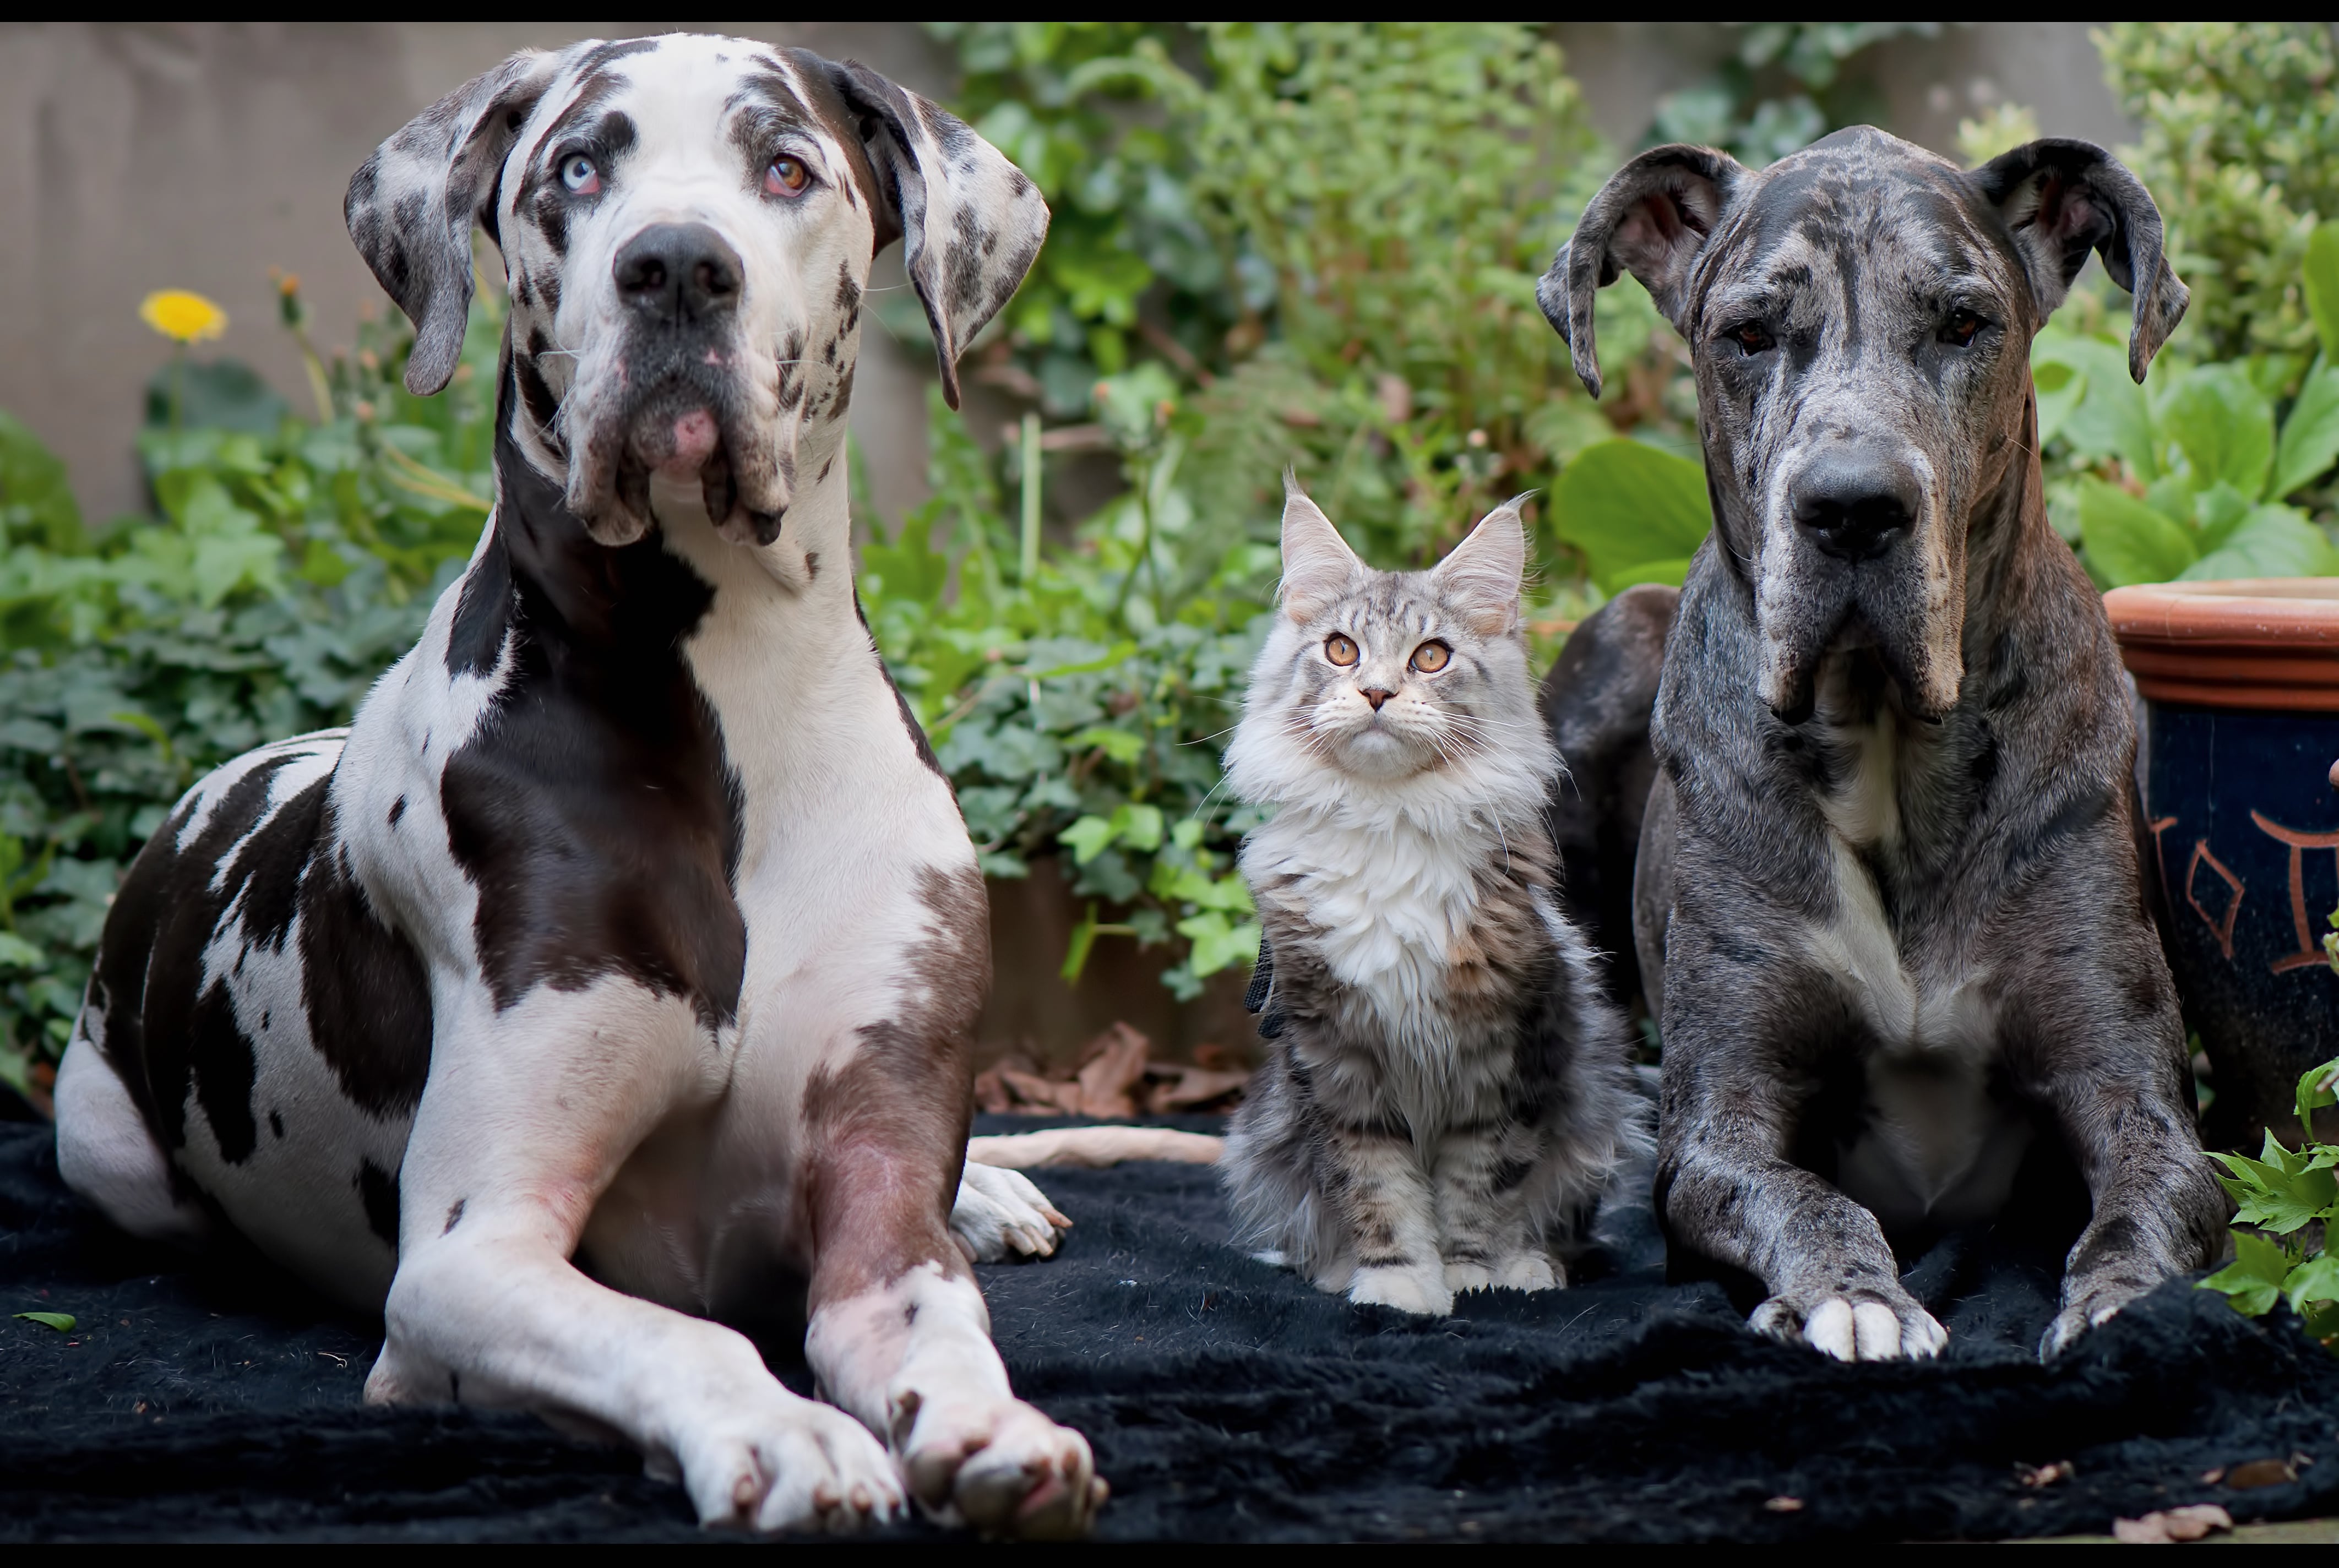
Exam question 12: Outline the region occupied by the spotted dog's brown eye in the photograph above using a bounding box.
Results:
[1941,311,1984,348]
[1410,640,1450,673]
[765,156,809,197]
[1730,322,1774,355]
[1324,634,1359,667]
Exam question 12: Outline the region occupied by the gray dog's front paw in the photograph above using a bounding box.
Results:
[2039,1282,2141,1360]
[1751,1286,1946,1361]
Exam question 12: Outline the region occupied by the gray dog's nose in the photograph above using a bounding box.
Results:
[613,222,743,326]
[1792,448,1920,563]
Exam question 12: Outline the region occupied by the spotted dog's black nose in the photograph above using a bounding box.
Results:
[1792,447,1921,563]
[613,223,743,327]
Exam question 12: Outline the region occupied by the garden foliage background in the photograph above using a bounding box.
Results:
[1,23,2336,1098]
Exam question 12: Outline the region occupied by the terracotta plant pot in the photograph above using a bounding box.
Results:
[2106,579,2339,1147]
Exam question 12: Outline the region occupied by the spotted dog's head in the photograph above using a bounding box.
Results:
[346,36,1047,547]
[1540,129,2185,722]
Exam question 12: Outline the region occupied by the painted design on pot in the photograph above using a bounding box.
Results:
[2108,579,2339,1148]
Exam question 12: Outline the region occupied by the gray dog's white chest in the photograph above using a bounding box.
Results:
[1804,711,2026,1230]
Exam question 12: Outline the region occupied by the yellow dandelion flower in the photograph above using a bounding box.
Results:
[139,290,228,344]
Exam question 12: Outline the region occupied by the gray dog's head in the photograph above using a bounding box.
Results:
[346,36,1046,547]
[1540,128,2184,721]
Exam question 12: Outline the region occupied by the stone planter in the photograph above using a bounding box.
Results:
[2106,579,2339,1147]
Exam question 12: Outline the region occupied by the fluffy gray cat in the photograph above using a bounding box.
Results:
[1221,480,1646,1317]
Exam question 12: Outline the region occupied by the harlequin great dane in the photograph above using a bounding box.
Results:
[1538,130,2225,1362]
[52,35,1102,1536]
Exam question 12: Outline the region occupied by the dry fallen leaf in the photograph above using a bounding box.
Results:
[2015,1460,2074,1489]
[2110,1504,2231,1543]
[1074,1023,1151,1118]
[1764,1496,1804,1513]
[2224,1457,2296,1490]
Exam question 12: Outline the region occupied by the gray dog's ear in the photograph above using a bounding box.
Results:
[1537,144,1747,400]
[346,50,568,397]
[819,59,1050,411]
[1970,138,2188,383]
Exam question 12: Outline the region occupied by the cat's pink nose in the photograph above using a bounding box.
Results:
[1360,688,1393,711]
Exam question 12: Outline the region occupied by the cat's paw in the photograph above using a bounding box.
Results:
[1750,1287,1945,1361]
[1349,1263,1453,1316]
[1493,1252,1560,1292]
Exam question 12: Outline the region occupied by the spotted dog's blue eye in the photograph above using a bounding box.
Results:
[560,154,600,195]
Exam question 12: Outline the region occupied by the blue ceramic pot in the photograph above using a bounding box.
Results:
[2113,580,2339,1147]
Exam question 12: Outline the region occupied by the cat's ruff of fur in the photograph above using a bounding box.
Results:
[1219,485,1646,1318]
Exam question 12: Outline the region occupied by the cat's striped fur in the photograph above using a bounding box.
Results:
[1221,481,1646,1316]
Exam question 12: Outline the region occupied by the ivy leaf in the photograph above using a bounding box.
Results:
[1061,814,1117,865]
[2199,1229,2289,1317]
[1113,803,1164,854]
[1068,726,1145,764]
[2182,503,2339,582]
[1177,911,1261,977]
[13,1311,73,1332]
[0,932,45,970]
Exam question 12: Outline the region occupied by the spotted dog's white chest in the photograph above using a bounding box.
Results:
[1804,714,2024,1230]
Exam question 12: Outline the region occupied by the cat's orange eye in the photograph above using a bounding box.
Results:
[1324,634,1359,667]
[1410,641,1450,673]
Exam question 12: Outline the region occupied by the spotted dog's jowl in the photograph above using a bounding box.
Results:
[54,34,1101,1538]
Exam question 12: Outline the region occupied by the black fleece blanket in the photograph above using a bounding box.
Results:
[4,1111,2336,1542]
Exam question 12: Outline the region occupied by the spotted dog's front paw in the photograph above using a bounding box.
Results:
[951,1162,1072,1262]
[1349,1262,1454,1316]
[676,1391,905,1534]
[894,1390,1105,1539]
[1750,1286,1946,1362]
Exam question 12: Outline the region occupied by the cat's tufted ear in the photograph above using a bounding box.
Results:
[818,57,1050,411]
[346,48,568,396]
[1431,496,1528,637]
[1968,138,2188,381]
[1279,476,1366,623]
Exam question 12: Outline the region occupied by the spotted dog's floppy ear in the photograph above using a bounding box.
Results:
[1536,144,1747,401]
[820,59,1049,411]
[346,50,567,397]
[1970,138,2188,383]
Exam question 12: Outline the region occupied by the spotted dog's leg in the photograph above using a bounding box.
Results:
[372,977,901,1534]
[802,1097,1100,1536]
[53,1031,210,1248]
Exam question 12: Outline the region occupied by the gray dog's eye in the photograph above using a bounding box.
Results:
[560,154,600,195]
[1939,311,1984,349]
[1727,321,1774,356]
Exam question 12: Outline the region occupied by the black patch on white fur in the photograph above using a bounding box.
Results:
[356,1159,400,1247]
[439,406,747,1028]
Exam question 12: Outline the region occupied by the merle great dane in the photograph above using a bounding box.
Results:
[52,36,1105,1535]
[1538,129,2225,1362]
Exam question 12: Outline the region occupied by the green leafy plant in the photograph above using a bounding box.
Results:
[2039,236,2339,589]
[2199,1057,2339,1349]
[0,281,502,1097]
[1650,24,1943,168]
[857,378,1270,1000]
[2097,23,2339,364]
